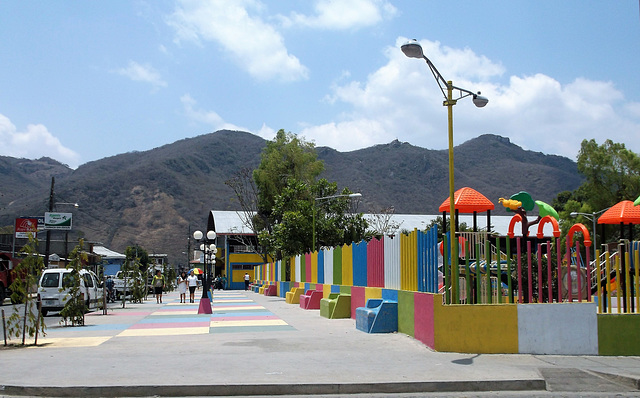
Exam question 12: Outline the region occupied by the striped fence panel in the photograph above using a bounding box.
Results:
[317,250,325,284]
[295,255,301,283]
[352,240,368,287]
[342,244,353,286]
[323,247,333,284]
[305,253,312,283]
[333,245,343,285]
[384,235,401,290]
[401,231,418,291]
[367,237,384,287]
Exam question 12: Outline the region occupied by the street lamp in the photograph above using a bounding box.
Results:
[402,39,488,303]
[312,193,362,252]
[193,229,216,314]
[570,208,610,263]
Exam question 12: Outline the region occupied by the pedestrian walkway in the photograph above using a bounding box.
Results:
[1,289,639,397]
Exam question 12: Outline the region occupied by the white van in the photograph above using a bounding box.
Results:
[38,268,103,316]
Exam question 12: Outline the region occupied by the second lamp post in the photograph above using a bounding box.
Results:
[401,39,488,304]
[193,229,216,314]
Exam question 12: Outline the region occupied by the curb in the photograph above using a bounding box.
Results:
[1,379,546,397]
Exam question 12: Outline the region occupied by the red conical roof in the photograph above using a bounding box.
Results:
[598,200,640,224]
[438,187,495,214]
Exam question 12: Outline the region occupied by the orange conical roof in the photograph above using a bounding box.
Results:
[598,200,640,224]
[438,187,495,214]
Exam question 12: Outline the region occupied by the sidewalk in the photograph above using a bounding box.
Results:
[1,289,639,397]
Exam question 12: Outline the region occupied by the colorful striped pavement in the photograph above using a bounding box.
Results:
[36,290,294,347]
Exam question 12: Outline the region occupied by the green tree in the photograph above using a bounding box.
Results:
[253,129,324,218]
[6,234,46,344]
[59,240,88,326]
[576,139,640,211]
[265,178,367,258]
[553,139,640,244]
[120,245,148,306]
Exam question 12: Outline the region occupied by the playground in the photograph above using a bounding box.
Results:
[252,188,640,356]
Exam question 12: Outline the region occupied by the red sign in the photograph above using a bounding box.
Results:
[15,218,38,236]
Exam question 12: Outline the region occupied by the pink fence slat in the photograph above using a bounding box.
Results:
[367,237,384,287]
[585,242,591,303]
[517,237,523,304]
[546,241,552,302]
[566,239,572,302]
[557,238,562,302]
[575,241,582,302]
[527,240,533,303]
[305,253,312,283]
[537,243,543,302]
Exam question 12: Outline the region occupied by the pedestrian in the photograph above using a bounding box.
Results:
[244,272,250,291]
[105,275,115,303]
[177,271,187,303]
[152,270,164,304]
[187,270,198,303]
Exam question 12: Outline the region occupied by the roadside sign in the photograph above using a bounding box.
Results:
[44,212,72,230]
[15,218,38,238]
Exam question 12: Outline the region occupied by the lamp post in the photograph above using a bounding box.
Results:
[312,193,362,252]
[570,208,610,263]
[193,229,216,314]
[401,39,488,303]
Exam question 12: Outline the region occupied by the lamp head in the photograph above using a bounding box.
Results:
[348,193,362,198]
[193,230,203,240]
[472,93,489,108]
[570,212,578,217]
[206,230,216,240]
[401,39,424,59]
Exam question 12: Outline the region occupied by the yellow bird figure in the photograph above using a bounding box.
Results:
[499,197,522,211]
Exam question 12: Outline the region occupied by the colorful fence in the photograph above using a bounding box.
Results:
[253,227,440,293]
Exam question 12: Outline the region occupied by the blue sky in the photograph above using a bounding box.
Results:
[1,1,639,169]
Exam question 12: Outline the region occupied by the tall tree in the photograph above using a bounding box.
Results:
[576,139,640,212]
[253,129,324,218]
[554,139,640,243]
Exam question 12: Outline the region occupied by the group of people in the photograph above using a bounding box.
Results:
[105,269,236,305]
[177,270,200,303]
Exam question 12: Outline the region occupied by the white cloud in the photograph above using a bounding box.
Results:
[280,0,397,30]
[300,37,640,160]
[0,114,81,168]
[168,0,308,82]
[115,61,167,90]
[180,94,245,131]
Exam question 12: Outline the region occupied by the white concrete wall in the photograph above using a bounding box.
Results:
[517,303,598,355]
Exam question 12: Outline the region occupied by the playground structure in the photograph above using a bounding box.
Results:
[249,188,640,355]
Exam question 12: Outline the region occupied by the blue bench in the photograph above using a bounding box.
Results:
[355,299,398,333]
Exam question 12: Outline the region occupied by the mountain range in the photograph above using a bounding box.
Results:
[0,131,583,265]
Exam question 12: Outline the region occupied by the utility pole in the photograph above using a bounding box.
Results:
[44,177,54,268]
[187,224,191,271]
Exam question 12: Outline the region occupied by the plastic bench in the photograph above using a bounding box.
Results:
[320,293,351,319]
[264,285,277,296]
[285,287,304,304]
[356,299,398,333]
[299,289,322,310]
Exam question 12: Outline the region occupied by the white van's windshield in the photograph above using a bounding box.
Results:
[41,273,60,288]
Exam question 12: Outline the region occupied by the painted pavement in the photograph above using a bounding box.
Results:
[35,290,294,348]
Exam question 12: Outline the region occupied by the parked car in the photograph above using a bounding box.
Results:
[38,268,103,316]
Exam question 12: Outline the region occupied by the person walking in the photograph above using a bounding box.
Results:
[187,270,198,303]
[177,271,188,303]
[244,272,250,291]
[152,270,164,304]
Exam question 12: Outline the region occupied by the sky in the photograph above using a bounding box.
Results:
[1,1,639,169]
